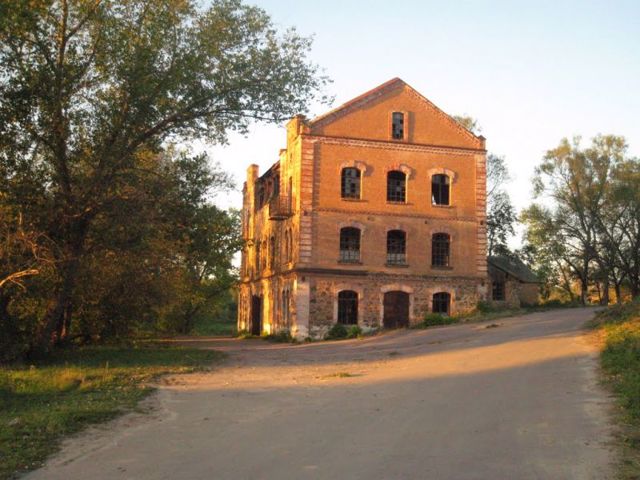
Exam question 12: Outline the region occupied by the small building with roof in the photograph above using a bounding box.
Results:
[488,255,540,307]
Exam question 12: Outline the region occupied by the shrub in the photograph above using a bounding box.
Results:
[476,301,494,313]
[263,330,293,343]
[346,325,362,339]
[325,323,348,340]
[422,313,458,327]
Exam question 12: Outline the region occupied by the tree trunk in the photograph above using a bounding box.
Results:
[600,279,610,306]
[614,283,622,304]
[34,221,87,353]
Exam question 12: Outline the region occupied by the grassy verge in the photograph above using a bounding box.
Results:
[592,300,640,479]
[414,301,581,329]
[0,345,222,480]
[191,318,236,336]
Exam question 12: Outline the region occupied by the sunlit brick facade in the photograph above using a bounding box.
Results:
[238,78,489,338]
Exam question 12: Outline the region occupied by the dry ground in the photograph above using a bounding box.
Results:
[26,308,614,479]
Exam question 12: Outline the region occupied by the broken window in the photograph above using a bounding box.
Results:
[392,112,404,140]
[341,167,361,199]
[387,230,407,265]
[432,292,451,315]
[492,281,506,301]
[339,227,361,263]
[387,170,406,202]
[432,233,450,267]
[337,290,358,325]
[432,174,450,206]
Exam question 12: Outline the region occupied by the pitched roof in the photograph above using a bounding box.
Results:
[488,256,540,283]
[309,78,483,146]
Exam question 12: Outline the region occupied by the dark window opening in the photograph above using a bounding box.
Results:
[387,170,406,202]
[432,233,450,267]
[341,168,361,199]
[269,236,275,269]
[387,230,407,265]
[432,174,450,206]
[255,242,261,273]
[392,112,404,140]
[340,227,361,263]
[432,292,451,315]
[338,290,358,325]
[492,281,506,301]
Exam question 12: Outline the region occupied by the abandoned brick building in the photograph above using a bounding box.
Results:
[238,78,491,338]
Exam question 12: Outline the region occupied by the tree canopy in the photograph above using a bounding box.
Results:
[0,0,329,359]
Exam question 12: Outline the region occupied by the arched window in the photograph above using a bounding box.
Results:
[391,112,405,140]
[339,227,361,263]
[255,242,261,272]
[387,230,406,265]
[282,289,290,326]
[341,168,361,199]
[337,290,358,325]
[269,236,275,269]
[432,292,451,315]
[432,174,450,205]
[261,240,267,270]
[387,171,406,202]
[432,233,450,266]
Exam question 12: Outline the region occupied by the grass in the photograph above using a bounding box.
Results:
[0,345,222,480]
[191,318,236,336]
[414,301,581,330]
[592,300,640,479]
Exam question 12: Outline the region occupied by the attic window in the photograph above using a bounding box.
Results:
[391,112,404,140]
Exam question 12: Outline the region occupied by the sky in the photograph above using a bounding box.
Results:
[208,0,640,247]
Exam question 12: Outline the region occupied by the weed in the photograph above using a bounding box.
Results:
[325,323,348,340]
[0,346,221,480]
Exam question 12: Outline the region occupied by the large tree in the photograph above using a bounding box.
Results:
[522,135,635,304]
[0,0,328,354]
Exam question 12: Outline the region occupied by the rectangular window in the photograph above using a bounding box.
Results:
[387,171,406,202]
[387,230,407,265]
[341,168,361,199]
[392,112,404,140]
[339,227,361,263]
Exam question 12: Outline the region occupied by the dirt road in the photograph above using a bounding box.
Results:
[27,308,614,479]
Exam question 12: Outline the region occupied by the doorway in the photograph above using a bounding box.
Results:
[251,295,262,336]
[383,291,410,328]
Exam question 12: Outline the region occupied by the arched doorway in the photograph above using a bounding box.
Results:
[383,291,410,328]
[251,295,262,336]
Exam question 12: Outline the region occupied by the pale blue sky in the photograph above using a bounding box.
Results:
[209,0,640,246]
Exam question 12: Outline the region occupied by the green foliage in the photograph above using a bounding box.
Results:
[325,323,348,340]
[422,313,458,327]
[0,345,221,479]
[263,330,293,343]
[0,0,328,358]
[596,301,640,478]
[476,301,494,313]
[346,325,363,339]
[522,135,640,305]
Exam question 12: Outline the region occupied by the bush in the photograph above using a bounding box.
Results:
[476,301,494,313]
[422,313,458,327]
[346,325,362,339]
[263,330,293,343]
[325,323,348,340]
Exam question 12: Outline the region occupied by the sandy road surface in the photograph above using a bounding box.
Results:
[26,308,614,479]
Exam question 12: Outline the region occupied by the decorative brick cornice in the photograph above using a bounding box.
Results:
[304,134,485,156]
[316,206,477,223]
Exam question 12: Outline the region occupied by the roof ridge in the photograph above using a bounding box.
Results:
[309,78,405,126]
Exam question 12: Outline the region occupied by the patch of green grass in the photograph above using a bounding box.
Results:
[191,319,236,337]
[0,345,222,480]
[594,300,640,479]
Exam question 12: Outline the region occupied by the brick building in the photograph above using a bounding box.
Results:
[238,78,489,338]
